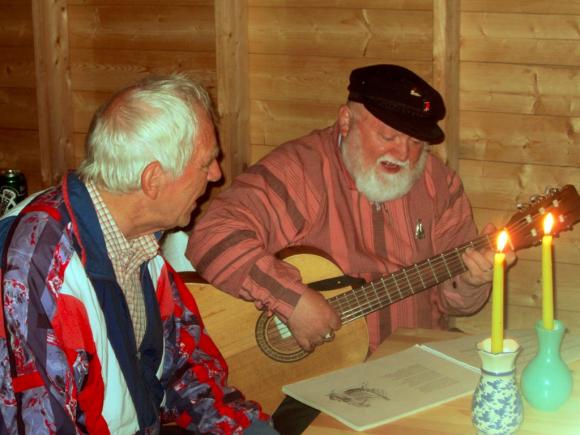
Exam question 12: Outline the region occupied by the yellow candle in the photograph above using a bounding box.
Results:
[542,213,554,330]
[491,230,508,353]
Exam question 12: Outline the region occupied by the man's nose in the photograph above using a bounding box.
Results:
[389,137,410,162]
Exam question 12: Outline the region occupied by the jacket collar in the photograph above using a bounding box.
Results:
[62,172,117,280]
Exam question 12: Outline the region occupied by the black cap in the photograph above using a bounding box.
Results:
[347,64,446,144]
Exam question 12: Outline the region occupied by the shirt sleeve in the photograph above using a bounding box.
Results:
[0,217,93,434]
[430,169,491,316]
[188,148,323,322]
[159,270,270,433]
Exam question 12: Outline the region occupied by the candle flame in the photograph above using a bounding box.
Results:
[497,230,509,253]
[544,213,554,235]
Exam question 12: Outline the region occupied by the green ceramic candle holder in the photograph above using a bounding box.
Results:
[521,319,573,411]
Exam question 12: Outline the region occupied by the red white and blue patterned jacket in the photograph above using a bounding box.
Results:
[0,173,267,434]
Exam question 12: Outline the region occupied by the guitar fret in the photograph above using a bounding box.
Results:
[414,264,426,288]
[370,282,381,311]
[455,247,466,272]
[402,268,413,293]
[380,277,393,303]
[392,274,404,299]
[427,258,438,283]
[441,254,453,279]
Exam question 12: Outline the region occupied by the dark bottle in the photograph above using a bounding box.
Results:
[0,169,28,215]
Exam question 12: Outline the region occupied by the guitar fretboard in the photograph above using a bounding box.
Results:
[327,234,494,323]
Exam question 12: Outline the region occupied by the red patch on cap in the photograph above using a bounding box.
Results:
[423,101,430,112]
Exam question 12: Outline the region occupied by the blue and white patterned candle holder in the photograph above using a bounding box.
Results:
[471,338,523,435]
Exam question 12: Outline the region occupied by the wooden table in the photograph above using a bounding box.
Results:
[304,328,580,435]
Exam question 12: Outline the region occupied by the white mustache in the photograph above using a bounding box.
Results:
[377,156,409,168]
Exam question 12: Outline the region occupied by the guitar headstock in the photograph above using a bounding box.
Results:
[505,185,580,251]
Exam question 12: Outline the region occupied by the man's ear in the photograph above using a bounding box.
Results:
[141,161,164,200]
[337,104,352,137]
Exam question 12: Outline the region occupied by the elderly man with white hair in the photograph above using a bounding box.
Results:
[0,75,276,434]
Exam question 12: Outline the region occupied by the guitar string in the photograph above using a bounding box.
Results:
[262,218,533,344]
[263,236,492,342]
[262,208,556,346]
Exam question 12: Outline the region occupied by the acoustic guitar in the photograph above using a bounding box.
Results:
[187,185,580,412]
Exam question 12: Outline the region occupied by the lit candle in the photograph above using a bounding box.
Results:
[491,230,508,353]
[542,213,554,330]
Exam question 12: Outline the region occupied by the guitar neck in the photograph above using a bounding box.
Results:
[329,234,494,324]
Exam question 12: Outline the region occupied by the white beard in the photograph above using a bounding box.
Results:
[342,143,428,203]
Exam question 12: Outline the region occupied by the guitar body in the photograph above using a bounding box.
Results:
[187,252,369,414]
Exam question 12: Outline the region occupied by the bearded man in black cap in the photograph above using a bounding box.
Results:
[187,64,513,355]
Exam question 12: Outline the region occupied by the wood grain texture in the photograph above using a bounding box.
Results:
[248,0,432,9]
[0,3,33,46]
[432,0,460,170]
[0,129,42,194]
[459,160,580,211]
[460,62,580,116]
[461,0,580,14]
[69,49,216,93]
[215,0,249,184]
[250,99,337,146]
[250,55,432,103]
[0,88,37,130]
[460,111,580,167]
[249,8,432,59]
[67,5,215,51]
[0,47,36,88]
[461,12,580,66]
[32,0,74,186]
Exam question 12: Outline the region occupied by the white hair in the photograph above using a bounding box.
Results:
[78,74,214,193]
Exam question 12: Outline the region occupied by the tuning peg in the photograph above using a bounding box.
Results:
[544,186,559,196]
[516,202,529,211]
[529,194,544,204]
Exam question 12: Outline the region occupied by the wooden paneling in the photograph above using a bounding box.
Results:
[69,49,216,94]
[460,161,580,211]
[432,0,460,169]
[250,100,337,147]
[248,0,432,8]
[0,129,43,193]
[215,0,249,184]
[460,63,580,117]
[67,5,215,52]
[250,55,432,104]
[32,0,74,187]
[461,12,580,67]
[249,8,432,59]
[0,1,41,194]
[0,3,33,46]
[458,1,580,333]
[0,88,37,130]
[66,1,217,166]
[460,111,580,167]
[461,0,580,15]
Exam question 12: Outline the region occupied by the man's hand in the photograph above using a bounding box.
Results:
[460,223,517,288]
[286,288,341,352]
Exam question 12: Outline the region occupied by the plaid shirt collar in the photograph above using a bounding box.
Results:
[85,181,159,272]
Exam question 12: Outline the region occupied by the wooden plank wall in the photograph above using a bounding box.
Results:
[67,0,217,168]
[0,0,217,194]
[0,1,41,193]
[455,1,580,333]
[247,0,438,162]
